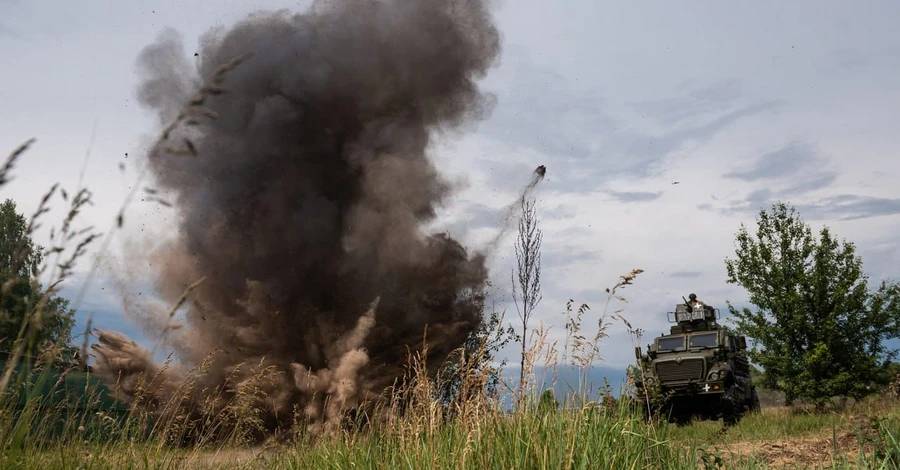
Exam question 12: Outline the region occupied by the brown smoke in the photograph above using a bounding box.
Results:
[90,0,505,441]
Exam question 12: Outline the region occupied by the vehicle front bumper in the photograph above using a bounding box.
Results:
[659,380,726,395]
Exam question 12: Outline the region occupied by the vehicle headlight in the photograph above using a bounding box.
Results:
[707,371,720,381]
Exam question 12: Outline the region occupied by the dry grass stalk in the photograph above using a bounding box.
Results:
[157,276,207,343]
[563,299,597,368]
[436,310,510,424]
[0,138,35,187]
[604,269,661,424]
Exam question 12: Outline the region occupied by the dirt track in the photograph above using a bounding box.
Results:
[703,414,882,468]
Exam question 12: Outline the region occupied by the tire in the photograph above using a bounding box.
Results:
[630,389,651,420]
[671,410,694,426]
[720,383,743,427]
[632,395,649,420]
[748,387,761,413]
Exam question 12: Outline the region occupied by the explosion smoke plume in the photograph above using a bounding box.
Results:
[90,0,505,440]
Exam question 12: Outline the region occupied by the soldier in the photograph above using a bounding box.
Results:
[688,293,707,309]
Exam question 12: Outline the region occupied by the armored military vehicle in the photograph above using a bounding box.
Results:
[632,294,760,426]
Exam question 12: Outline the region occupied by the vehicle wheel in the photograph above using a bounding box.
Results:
[671,410,694,426]
[630,390,650,419]
[720,383,743,427]
[748,387,761,413]
[632,395,648,419]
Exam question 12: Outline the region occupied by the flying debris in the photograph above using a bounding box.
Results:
[672,181,680,185]
[481,165,548,254]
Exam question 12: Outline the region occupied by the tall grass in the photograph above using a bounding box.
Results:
[288,394,689,469]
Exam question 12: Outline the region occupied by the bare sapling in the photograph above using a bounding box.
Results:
[511,196,543,410]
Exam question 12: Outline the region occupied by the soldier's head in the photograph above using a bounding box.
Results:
[688,293,697,301]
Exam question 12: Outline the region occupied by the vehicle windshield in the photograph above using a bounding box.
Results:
[689,332,718,348]
[657,336,685,351]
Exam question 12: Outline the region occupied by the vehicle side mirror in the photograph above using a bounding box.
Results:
[738,337,747,349]
[635,346,642,361]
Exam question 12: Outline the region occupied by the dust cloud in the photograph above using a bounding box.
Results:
[89,0,525,441]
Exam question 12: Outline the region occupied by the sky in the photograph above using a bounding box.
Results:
[1,0,899,390]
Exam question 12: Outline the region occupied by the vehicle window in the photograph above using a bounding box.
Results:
[689,333,717,348]
[657,336,685,351]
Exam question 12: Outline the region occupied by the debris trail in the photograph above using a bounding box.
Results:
[483,165,547,254]
[91,0,502,440]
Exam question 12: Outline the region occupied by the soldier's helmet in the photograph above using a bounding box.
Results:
[688,293,697,301]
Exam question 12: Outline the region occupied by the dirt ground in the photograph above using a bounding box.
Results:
[170,448,275,469]
[702,415,883,468]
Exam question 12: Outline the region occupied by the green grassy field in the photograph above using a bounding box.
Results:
[3,367,900,470]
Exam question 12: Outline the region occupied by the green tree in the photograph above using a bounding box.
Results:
[724,202,900,408]
[434,294,516,409]
[0,199,76,359]
[538,388,559,413]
